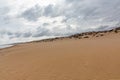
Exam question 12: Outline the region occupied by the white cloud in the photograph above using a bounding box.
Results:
[0,0,120,45]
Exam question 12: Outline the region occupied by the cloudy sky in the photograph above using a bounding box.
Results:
[0,0,120,45]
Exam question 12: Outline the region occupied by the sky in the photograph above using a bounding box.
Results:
[0,0,120,45]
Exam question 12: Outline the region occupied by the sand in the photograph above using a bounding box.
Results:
[0,31,120,80]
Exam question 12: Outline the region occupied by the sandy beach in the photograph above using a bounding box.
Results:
[0,28,120,80]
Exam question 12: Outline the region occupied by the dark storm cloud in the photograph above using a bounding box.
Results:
[21,5,42,21]
[64,0,120,22]
[20,0,120,23]
[32,27,50,37]
[42,23,50,26]
[0,28,48,39]
[95,25,111,31]
[43,4,55,17]
[22,32,32,38]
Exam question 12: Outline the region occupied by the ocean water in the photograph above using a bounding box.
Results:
[0,45,14,49]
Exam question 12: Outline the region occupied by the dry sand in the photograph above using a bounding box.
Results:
[0,31,120,80]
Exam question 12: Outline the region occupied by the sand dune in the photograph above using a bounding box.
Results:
[0,28,120,80]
